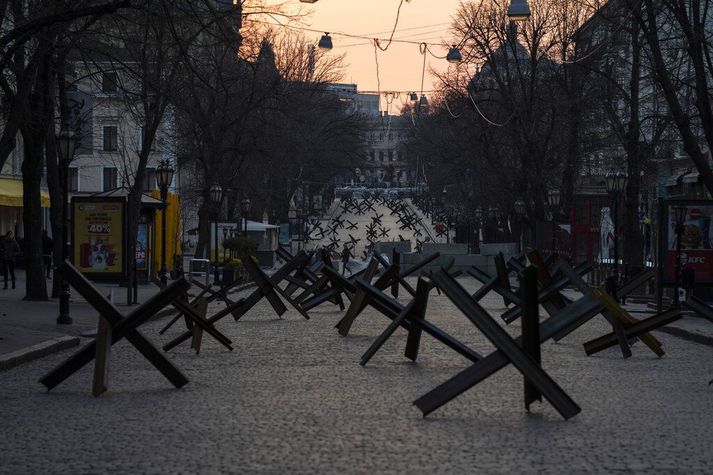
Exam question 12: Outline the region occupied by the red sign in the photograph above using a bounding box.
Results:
[664,203,713,284]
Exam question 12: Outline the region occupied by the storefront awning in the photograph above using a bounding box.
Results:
[0,177,51,208]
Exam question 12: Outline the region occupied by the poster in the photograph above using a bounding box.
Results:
[72,197,126,278]
[136,223,148,270]
[279,223,290,245]
[664,201,713,284]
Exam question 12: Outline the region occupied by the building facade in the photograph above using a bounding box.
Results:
[326,83,415,188]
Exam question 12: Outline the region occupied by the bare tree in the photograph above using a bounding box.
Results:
[632,0,713,196]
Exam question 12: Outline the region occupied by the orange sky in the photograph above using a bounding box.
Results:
[261,0,465,110]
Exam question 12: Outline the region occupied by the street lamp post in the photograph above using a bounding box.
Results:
[514,199,526,252]
[156,159,174,286]
[474,207,483,253]
[298,208,307,250]
[487,207,496,243]
[495,208,504,243]
[288,200,297,252]
[442,187,449,243]
[56,129,80,325]
[672,204,688,307]
[222,227,228,262]
[241,198,251,237]
[547,188,561,256]
[606,168,628,274]
[209,183,223,285]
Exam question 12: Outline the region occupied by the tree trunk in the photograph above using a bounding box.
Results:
[45,126,64,298]
[20,137,48,300]
[623,16,644,269]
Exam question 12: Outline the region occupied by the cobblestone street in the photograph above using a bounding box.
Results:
[1,279,712,474]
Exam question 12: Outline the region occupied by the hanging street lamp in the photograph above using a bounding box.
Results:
[318,33,333,51]
[446,45,462,63]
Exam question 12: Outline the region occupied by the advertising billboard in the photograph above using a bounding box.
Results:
[662,200,713,284]
[71,197,126,279]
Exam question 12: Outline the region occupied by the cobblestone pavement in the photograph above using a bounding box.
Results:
[1,278,712,474]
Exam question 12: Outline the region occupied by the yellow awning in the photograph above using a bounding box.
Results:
[0,177,51,208]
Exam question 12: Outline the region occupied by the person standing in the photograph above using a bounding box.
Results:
[1,231,20,289]
[341,243,352,275]
[42,230,53,279]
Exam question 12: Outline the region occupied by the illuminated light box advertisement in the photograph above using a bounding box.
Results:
[663,201,713,284]
[72,197,127,279]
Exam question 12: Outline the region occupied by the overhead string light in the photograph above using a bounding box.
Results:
[507,0,532,21]
[418,43,429,111]
[318,32,332,50]
[253,11,465,54]
[374,0,408,52]
[446,45,462,63]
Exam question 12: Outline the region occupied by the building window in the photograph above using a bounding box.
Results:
[143,167,156,191]
[103,126,118,151]
[369,151,375,162]
[379,133,384,141]
[102,72,118,93]
[67,167,79,192]
[388,133,393,141]
[388,151,394,162]
[103,167,118,191]
[379,151,384,162]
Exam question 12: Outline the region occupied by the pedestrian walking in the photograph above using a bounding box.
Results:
[1,231,20,289]
[341,244,352,275]
[42,230,53,279]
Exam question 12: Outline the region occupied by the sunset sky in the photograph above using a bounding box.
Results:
[261,0,465,110]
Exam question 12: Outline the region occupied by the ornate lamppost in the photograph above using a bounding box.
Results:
[547,188,561,255]
[288,199,297,252]
[156,159,174,286]
[474,206,483,253]
[672,204,688,307]
[241,198,251,237]
[605,168,628,273]
[514,199,526,252]
[56,129,80,325]
[209,183,223,285]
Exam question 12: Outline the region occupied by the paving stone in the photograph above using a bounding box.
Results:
[0,278,711,473]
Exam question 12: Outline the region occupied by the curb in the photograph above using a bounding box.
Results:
[656,326,713,348]
[0,336,80,372]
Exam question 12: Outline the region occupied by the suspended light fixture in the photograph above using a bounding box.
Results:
[209,183,224,205]
[409,91,418,101]
[547,187,561,208]
[318,32,333,51]
[606,168,628,194]
[507,0,531,21]
[446,45,462,63]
